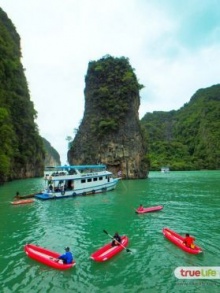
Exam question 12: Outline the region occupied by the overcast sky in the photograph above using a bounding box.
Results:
[1,0,220,164]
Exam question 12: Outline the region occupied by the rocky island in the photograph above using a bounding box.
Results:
[68,55,149,179]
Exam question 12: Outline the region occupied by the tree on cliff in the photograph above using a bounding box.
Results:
[141,84,220,170]
[68,55,149,178]
[0,8,45,182]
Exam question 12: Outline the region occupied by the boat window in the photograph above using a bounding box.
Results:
[93,177,97,181]
[67,180,74,190]
[52,172,67,176]
[99,177,103,181]
[87,178,92,182]
[81,179,86,183]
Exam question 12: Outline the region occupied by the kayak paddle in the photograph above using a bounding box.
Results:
[103,229,132,253]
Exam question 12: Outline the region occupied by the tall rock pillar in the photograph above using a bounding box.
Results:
[68,55,149,178]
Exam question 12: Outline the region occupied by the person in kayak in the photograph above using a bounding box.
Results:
[14,191,20,200]
[183,233,195,248]
[137,204,144,211]
[57,247,74,264]
[111,232,122,247]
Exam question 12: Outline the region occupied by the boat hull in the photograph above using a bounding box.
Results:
[163,228,202,254]
[35,179,119,200]
[11,199,34,205]
[136,205,163,214]
[90,236,129,262]
[24,244,75,270]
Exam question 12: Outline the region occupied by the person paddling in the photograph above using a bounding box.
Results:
[14,192,20,200]
[137,204,144,212]
[183,233,195,248]
[111,232,122,247]
[57,247,74,264]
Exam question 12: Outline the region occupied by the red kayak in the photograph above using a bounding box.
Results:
[24,244,76,270]
[90,236,129,262]
[136,205,163,214]
[163,228,202,254]
[11,199,34,205]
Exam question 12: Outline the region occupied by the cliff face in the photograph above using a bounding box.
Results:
[42,138,61,166]
[0,8,45,182]
[68,56,149,178]
[44,154,60,167]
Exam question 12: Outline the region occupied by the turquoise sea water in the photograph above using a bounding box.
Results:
[0,171,219,293]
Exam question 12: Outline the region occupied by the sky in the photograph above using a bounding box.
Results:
[1,0,220,164]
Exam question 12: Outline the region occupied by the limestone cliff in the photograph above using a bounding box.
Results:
[42,138,61,166]
[68,56,149,178]
[0,8,45,182]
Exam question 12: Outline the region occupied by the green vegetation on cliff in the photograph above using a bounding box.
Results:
[0,8,45,182]
[84,55,144,136]
[141,84,220,170]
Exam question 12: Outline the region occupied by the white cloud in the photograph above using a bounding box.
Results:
[138,43,220,116]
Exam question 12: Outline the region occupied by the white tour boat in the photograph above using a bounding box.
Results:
[161,167,170,173]
[35,165,119,200]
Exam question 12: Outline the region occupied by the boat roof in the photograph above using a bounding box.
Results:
[45,165,106,170]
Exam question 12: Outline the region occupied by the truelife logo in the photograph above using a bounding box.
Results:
[174,267,220,279]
